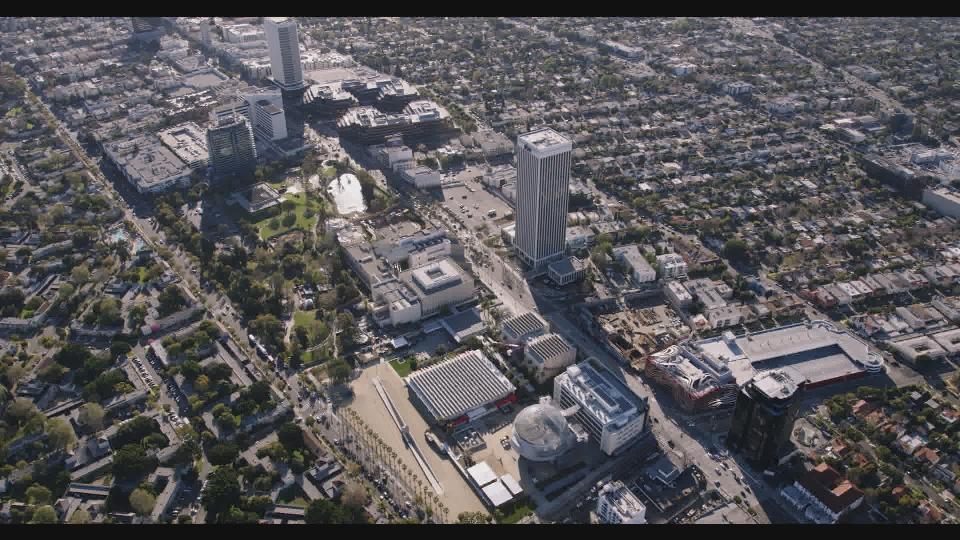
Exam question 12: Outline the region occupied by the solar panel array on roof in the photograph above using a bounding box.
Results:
[502,312,548,341]
[407,350,516,422]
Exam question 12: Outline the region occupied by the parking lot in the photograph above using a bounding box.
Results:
[438,168,514,237]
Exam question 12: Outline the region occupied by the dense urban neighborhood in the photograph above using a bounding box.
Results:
[2,16,960,525]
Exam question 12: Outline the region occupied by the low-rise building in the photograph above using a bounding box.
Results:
[923,186,960,219]
[656,253,688,280]
[395,162,441,189]
[371,258,474,328]
[596,480,646,524]
[664,280,693,309]
[780,463,864,524]
[501,311,549,343]
[547,256,587,286]
[102,136,192,194]
[522,333,577,384]
[612,244,656,284]
[889,334,948,364]
[406,349,516,428]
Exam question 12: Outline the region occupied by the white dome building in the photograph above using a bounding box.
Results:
[511,399,576,462]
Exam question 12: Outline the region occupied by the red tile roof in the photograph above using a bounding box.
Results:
[798,463,864,514]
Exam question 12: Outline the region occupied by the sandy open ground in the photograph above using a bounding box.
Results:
[349,361,489,517]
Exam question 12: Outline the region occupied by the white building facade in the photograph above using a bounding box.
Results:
[263,17,305,91]
[553,362,648,456]
[657,253,688,279]
[597,480,647,524]
[515,128,573,269]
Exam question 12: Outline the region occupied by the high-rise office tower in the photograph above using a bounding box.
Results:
[210,89,287,144]
[199,18,213,46]
[206,114,257,181]
[514,128,572,269]
[727,368,805,469]
[263,17,305,92]
[130,17,165,43]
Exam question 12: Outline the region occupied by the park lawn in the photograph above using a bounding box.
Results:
[293,309,316,328]
[293,309,331,346]
[499,502,535,524]
[300,349,320,366]
[255,192,319,240]
[389,358,414,378]
[277,484,309,507]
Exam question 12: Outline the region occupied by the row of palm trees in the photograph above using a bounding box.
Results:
[339,407,450,523]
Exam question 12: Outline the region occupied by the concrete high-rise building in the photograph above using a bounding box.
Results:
[210,89,287,145]
[263,17,305,92]
[206,114,257,181]
[130,17,164,43]
[727,368,805,469]
[253,99,287,141]
[514,128,572,269]
[199,18,213,46]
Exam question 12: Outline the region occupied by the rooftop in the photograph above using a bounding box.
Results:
[408,259,464,294]
[406,349,516,422]
[526,333,575,362]
[264,17,294,26]
[599,480,646,521]
[502,311,549,341]
[748,368,804,401]
[557,361,645,427]
[796,463,864,514]
[517,127,572,155]
[104,136,190,189]
[547,256,586,277]
[157,122,208,168]
[693,320,882,386]
[511,400,575,461]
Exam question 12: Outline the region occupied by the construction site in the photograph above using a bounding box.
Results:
[578,294,691,373]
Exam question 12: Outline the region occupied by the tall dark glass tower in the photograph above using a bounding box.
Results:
[727,368,804,469]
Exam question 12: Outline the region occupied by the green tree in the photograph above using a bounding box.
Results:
[5,397,39,426]
[327,357,352,384]
[723,238,750,264]
[206,442,239,466]
[69,508,92,524]
[277,423,304,451]
[71,264,90,284]
[202,466,241,516]
[45,417,77,451]
[77,403,105,432]
[457,511,491,524]
[249,314,284,351]
[340,481,368,511]
[53,343,92,369]
[26,484,52,505]
[113,443,157,479]
[304,499,352,524]
[30,505,57,524]
[130,488,157,516]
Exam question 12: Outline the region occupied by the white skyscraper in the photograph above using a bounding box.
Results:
[514,128,572,269]
[263,17,305,92]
